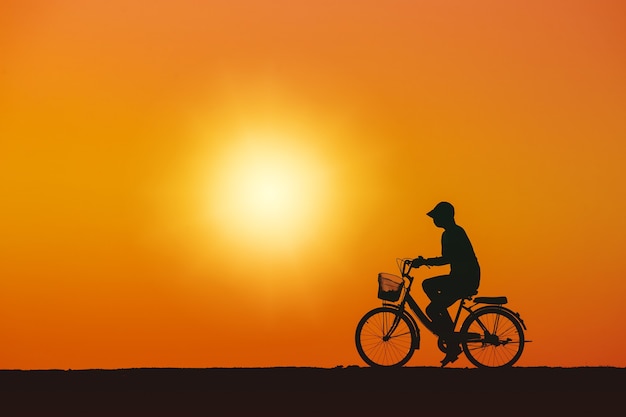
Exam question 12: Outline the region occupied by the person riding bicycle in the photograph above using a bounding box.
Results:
[411,201,481,367]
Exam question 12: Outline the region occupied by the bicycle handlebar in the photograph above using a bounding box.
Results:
[399,256,428,278]
[400,258,415,278]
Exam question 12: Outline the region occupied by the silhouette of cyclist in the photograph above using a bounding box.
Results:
[410,201,480,367]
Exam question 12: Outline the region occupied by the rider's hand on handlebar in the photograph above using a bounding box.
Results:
[410,256,426,268]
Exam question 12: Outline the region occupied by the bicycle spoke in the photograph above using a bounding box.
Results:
[355,307,416,367]
[460,307,524,368]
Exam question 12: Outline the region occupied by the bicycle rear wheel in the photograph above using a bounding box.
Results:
[355,306,417,367]
[460,306,525,368]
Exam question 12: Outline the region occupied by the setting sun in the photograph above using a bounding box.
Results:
[206,133,332,256]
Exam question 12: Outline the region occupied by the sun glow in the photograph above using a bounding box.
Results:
[207,133,332,256]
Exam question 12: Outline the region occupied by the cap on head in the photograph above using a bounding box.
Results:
[427,201,455,219]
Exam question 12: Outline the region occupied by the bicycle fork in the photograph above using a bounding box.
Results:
[381,305,421,350]
[383,310,403,342]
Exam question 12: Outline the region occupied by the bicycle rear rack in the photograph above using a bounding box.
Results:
[473,296,507,305]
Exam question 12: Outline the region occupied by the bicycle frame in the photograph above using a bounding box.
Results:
[385,260,474,339]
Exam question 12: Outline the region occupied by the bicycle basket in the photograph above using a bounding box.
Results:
[377,273,404,302]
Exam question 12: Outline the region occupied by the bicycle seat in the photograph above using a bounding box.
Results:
[473,296,508,305]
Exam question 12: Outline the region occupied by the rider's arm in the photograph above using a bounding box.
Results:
[423,256,448,267]
[411,255,449,267]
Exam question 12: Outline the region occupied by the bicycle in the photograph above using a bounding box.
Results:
[355,258,528,368]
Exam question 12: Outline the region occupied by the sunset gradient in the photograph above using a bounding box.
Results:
[1,0,625,369]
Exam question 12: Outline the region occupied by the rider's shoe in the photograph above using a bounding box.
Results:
[440,353,458,367]
[440,345,462,368]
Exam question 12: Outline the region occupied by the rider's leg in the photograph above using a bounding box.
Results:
[422,274,449,300]
[425,297,457,336]
[422,275,456,332]
[424,274,480,367]
[427,299,462,367]
[436,304,462,367]
[424,280,463,366]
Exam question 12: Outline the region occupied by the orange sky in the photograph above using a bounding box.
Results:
[1,0,625,369]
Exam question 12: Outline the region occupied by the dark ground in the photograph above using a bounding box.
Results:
[0,366,623,416]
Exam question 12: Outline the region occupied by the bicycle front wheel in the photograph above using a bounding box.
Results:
[460,306,525,368]
[355,306,417,367]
